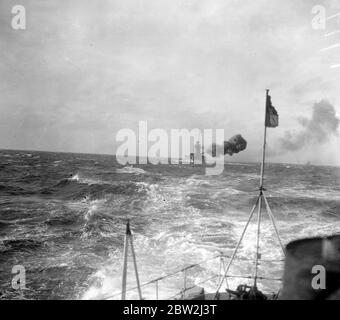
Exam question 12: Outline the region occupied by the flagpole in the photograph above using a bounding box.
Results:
[254,89,269,288]
[259,89,269,190]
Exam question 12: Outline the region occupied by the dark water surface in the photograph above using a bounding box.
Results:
[0,150,339,299]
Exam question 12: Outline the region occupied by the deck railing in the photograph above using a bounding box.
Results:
[100,253,283,300]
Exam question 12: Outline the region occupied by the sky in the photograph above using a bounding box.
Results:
[0,0,339,165]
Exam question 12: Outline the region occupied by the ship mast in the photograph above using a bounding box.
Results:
[253,89,269,287]
[214,90,285,298]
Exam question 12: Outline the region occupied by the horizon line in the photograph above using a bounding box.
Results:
[0,147,339,168]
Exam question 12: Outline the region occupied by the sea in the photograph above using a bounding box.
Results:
[0,149,339,300]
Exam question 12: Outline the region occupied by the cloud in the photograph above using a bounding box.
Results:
[0,0,339,165]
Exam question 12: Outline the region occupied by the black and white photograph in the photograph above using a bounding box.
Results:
[0,0,340,308]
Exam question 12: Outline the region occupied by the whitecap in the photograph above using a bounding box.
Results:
[116,166,146,175]
[69,174,80,181]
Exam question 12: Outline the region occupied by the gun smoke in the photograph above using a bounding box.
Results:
[278,100,339,153]
[211,134,247,157]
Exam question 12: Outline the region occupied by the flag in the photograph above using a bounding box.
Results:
[265,94,279,127]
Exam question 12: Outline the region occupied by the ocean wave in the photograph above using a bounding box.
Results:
[185,178,215,187]
[116,166,146,175]
[0,238,43,254]
[277,187,340,201]
[69,174,80,181]
[0,184,34,196]
[55,174,109,187]
[45,213,82,227]
[67,174,114,186]
[53,160,63,166]
[83,199,108,221]
[43,176,150,202]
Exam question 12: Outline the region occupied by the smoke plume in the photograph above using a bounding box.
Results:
[211,134,247,157]
[279,100,339,153]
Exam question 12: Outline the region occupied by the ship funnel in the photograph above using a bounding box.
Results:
[281,235,340,300]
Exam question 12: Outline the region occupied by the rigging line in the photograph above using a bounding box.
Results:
[220,254,283,263]
[253,194,263,287]
[101,253,223,300]
[321,43,340,51]
[102,206,284,299]
[167,274,220,300]
[326,12,340,21]
[262,192,285,255]
[219,256,283,262]
[220,256,229,291]
[225,274,282,281]
[101,221,284,300]
[322,210,340,218]
[214,195,260,297]
[325,29,340,37]
[259,190,340,220]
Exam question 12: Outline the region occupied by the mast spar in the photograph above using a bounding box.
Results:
[121,220,142,300]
